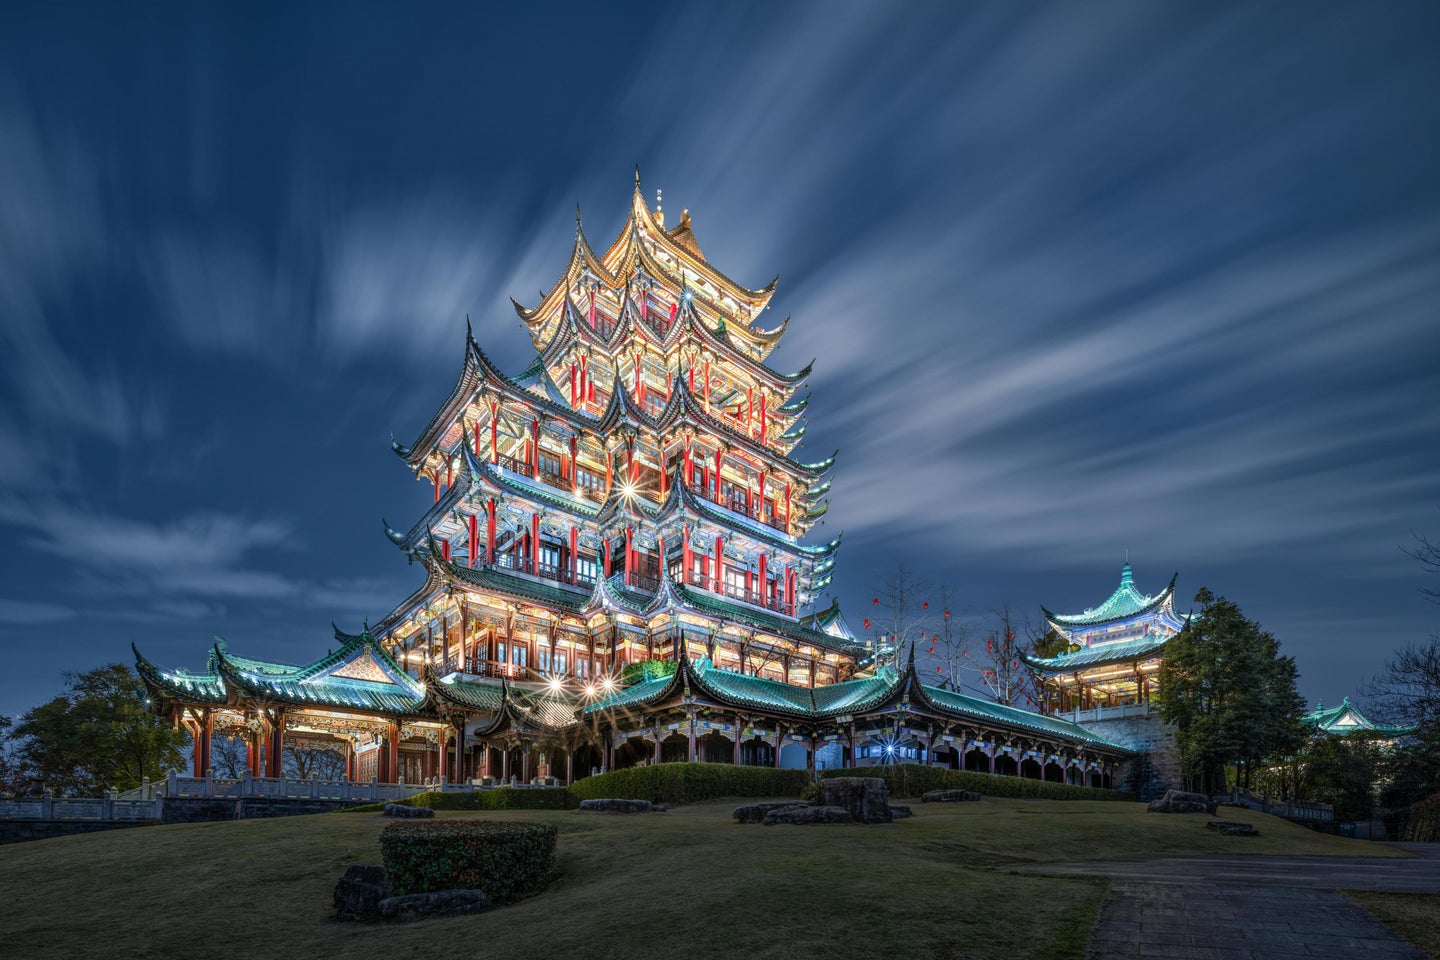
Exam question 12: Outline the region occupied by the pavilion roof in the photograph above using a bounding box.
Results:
[1042,563,1177,630]
[1023,632,1173,673]
[1301,697,1416,737]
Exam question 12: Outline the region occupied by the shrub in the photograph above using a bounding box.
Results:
[569,762,809,805]
[380,819,558,901]
[818,764,1130,801]
[406,787,572,811]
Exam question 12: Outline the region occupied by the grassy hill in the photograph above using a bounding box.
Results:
[1,799,1401,960]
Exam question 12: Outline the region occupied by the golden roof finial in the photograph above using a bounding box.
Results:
[679,207,692,229]
[655,188,664,227]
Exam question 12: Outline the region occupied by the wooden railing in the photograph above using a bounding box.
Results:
[684,479,786,532]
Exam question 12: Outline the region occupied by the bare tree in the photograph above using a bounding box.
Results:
[865,563,932,671]
[285,744,347,779]
[977,604,1037,708]
[210,735,247,778]
[1404,529,1440,604]
[1366,636,1440,732]
[929,584,970,690]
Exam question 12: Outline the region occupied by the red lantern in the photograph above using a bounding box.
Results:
[944,610,950,618]
[928,645,935,655]
[863,618,870,629]
[923,601,928,609]
[873,598,878,606]
[1008,632,1014,641]
[936,665,942,674]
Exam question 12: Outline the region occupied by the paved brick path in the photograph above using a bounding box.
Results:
[1020,846,1440,960]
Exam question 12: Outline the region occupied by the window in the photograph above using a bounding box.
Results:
[539,543,562,577]
[539,451,562,479]
[576,555,599,584]
[576,468,603,493]
[537,648,550,672]
[576,658,589,678]
[511,645,527,667]
[555,653,567,676]
[724,566,748,597]
[496,642,507,665]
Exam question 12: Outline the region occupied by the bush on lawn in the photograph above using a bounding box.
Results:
[570,762,809,805]
[819,764,1129,801]
[380,819,557,901]
[336,788,571,814]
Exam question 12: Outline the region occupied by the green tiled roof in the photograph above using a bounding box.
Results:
[671,582,866,657]
[1025,632,1172,672]
[1044,563,1175,628]
[584,670,681,714]
[1302,697,1415,737]
[690,660,819,716]
[133,643,228,704]
[918,684,1131,750]
[434,676,508,711]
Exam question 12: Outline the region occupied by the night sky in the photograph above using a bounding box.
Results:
[1,3,1437,720]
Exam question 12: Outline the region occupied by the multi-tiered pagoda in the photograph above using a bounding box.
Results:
[136,177,1131,789]
[1028,562,1187,716]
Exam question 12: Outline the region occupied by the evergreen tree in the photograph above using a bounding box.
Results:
[11,664,189,794]
[1156,588,1306,793]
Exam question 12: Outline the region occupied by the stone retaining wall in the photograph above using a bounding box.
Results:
[0,819,154,845]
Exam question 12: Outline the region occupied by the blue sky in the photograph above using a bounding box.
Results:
[1,2,1437,719]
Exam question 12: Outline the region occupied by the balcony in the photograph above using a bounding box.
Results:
[496,454,534,478]
[679,568,794,617]
[683,480,787,533]
[491,552,598,589]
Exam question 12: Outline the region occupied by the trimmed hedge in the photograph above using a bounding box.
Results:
[819,764,1131,801]
[407,787,571,811]
[570,762,809,805]
[336,788,571,813]
[380,819,558,901]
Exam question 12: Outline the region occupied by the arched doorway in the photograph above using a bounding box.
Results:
[1065,765,1083,786]
[993,753,1018,777]
[572,743,603,780]
[614,738,651,769]
[963,747,989,772]
[660,732,689,763]
[1020,757,1043,780]
[1043,760,1064,782]
[697,731,734,763]
[778,741,808,770]
[740,736,774,766]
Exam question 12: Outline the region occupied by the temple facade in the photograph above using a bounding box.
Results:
[136,177,1132,789]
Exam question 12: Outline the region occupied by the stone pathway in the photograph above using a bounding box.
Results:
[1017,847,1440,960]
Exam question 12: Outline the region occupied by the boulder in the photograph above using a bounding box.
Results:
[1146,790,1217,815]
[1207,819,1260,837]
[921,789,982,803]
[763,804,853,825]
[334,865,393,920]
[577,798,654,814]
[378,889,492,920]
[383,803,434,818]
[818,777,893,824]
[888,805,912,819]
[734,801,811,824]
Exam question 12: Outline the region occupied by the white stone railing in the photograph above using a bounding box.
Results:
[0,790,163,822]
[1059,702,1152,723]
[1220,790,1335,822]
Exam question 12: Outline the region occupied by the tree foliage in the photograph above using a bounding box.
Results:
[1156,588,1306,793]
[10,664,189,795]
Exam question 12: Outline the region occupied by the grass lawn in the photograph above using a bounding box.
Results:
[1344,891,1440,959]
[0,799,1400,960]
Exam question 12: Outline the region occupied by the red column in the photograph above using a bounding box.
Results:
[684,439,694,486]
[682,525,692,584]
[745,567,753,597]
[785,483,793,531]
[713,536,723,592]
[468,514,478,568]
[442,539,451,561]
[758,553,767,600]
[659,446,668,499]
[579,354,589,404]
[605,448,613,494]
[432,470,440,503]
[569,437,579,492]
[486,499,496,564]
[760,393,767,440]
[626,438,636,482]
[530,513,540,574]
[569,362,577,406]
[531,419,540,475]
[446,461,454,489]
[569,526,578,582]
[785,566,795,614]
[489,401,500,464]
[473,421,481,457]
[624,526,633,585]
[602,537,611,577]
[387,723,400,785]
[713,449,722,499]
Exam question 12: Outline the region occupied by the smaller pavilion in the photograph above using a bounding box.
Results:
[1027,562,1187,716]
[1302,697,1415,741]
